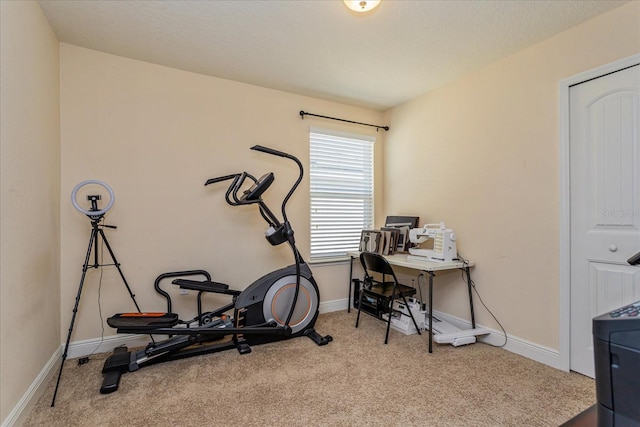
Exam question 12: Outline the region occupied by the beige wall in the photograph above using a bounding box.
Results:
[2,0,639,422]
[383,1,640,350]
[0,0,61,422]
[59,43,384,342]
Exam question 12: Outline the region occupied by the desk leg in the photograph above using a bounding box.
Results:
[348,256,354,313]
[428,271,434,353]
[465,266,476,329]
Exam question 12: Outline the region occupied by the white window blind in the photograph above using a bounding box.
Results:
[309,128,374,260]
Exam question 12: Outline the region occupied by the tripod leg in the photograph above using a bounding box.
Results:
[51,227,98,407]
[98,229,142,312]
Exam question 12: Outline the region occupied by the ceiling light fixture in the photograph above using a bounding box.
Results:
[343,0,381,13]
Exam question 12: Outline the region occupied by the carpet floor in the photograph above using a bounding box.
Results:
[24,310,595,426]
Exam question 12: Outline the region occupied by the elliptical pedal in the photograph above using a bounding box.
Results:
[304,329,333,346]
[100,346,130,394]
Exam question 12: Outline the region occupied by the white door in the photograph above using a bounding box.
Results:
[570,64,640,378]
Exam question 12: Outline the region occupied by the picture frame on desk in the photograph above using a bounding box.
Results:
[359,230,382,253]
[380,227,400,255]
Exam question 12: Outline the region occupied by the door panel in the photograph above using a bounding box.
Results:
[570,64,640,377]
[590,262,640,313]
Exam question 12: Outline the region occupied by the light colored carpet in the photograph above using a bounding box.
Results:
[25,310,594,426]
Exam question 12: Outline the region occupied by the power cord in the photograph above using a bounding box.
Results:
[457,253,508,348]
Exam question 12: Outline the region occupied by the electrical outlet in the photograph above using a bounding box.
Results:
[179,288,189,295]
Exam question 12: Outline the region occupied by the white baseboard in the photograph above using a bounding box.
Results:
[64,333,153,359]
[319,298,349,314]
[331,295,564,370]
[1,349,60,427]
[430,309,563,370]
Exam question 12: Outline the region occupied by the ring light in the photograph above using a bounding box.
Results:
[71,180,115,217]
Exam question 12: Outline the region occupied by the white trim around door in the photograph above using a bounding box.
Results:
[558,53,640,372]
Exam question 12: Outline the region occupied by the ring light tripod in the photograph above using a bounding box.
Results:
[51,180,141,407]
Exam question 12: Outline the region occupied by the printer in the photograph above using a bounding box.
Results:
[592,251,640,427]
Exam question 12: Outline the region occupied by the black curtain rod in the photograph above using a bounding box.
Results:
[299,110,389,132]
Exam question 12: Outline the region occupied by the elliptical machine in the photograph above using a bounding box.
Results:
[100,145,332,394]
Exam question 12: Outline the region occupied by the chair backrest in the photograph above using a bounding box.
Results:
[360,251,397,280]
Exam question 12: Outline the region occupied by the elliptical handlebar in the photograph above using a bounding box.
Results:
[230,172,248,205]
[204,174,239,187]
[205,146,303,225]
[250,145,303,224]
[249,145,306,327]
[205,172,264,208]
[250,145,292,158]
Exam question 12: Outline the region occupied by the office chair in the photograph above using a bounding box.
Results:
[355,251,422,344]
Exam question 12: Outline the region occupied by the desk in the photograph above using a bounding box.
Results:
[348,252,478,353]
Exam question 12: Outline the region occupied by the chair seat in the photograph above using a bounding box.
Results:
[365,282,417,299]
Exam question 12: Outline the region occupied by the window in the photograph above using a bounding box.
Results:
[309,128,375,260]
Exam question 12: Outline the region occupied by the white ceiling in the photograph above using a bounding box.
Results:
[38,0,628,111]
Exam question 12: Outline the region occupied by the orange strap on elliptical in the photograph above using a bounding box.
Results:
[119,312,167,317]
